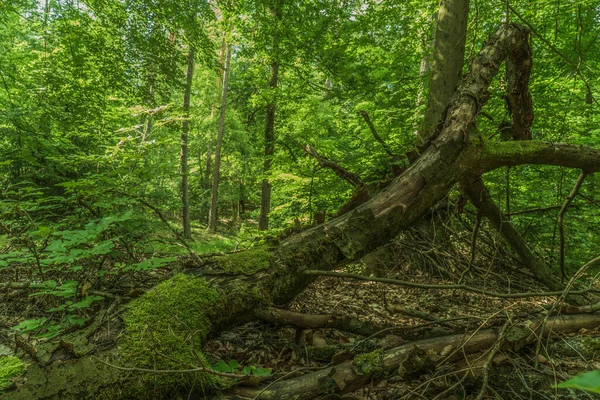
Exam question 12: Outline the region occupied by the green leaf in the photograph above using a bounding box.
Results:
[70,295,104,309]
[211,360,233,373]
[12,318,47,333]
[228,360,240,370]
[556,370,600,393]
[251,367,272,377]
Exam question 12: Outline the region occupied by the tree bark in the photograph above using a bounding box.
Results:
[208,45,232,232]
[201,36,226,224]
[419,0,469,145]
[181,47,195,239]
[258,61,279,231]
[258,1,283,231]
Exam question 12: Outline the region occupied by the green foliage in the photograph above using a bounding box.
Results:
[210,359,271,377]
[556,370,600,394]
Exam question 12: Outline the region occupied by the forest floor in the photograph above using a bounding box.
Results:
[203,218,600,399]
[2,214,600,399]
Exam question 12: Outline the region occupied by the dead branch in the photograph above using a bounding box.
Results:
[230,314,600,400]
[359,110,396,158]
[535,256,600,367]
[460,178,563,292]
[481,141,600,174]
[303,270,600,299]
[297,142,364,187]
[474,318,512,400]
[111,190,197,259]
[558,172,588,281]
[507,205,579,216]
[254,307,388,337]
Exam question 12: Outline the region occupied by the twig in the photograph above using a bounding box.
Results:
[458,212,482,284]
[91,356,244,379]
[359,110,396,158]
[303,270,600,299]
[558,172,588,281]
[475,317,512,400]
[534,256,600,367]
[111,190,197,260]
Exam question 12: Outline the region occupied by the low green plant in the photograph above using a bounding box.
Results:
[556,370,600,394]
[210,359,272,377]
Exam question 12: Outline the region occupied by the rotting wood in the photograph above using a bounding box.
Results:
[229,313,600,400]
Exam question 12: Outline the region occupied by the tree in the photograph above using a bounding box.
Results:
[3,0,600,398]
[419,0,469,145]
[258,0,283,231]
[209,44,232,232]
[181,47,195,239]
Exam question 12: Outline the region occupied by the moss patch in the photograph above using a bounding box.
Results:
[121,274,228,396]
[353,349,383,375]
[217,246,272,275]
[0,356,25,392]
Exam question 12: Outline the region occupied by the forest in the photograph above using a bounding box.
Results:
[1,0,600,398]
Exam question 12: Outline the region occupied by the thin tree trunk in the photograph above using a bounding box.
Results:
[211,36,227,119]
[202,36,226,224]
[181,47,195,239]
[208,45,232,232]
[258,2,283,231]
[258,61,279,231]
[415,11,437,108]
[419,0,469,145]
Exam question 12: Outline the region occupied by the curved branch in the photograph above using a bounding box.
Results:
[460,178,563,292]
[481,141,600,173]
[303,270,599,298]
[359,110,396,158]
[558,172,588,281]
[297,142,364,187]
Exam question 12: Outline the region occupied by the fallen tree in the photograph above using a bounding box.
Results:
[229,313,600,400]
[4,23,600,400]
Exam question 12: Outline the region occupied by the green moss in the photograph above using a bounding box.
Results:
[121,274,229,396]
[353,349,383,375]
[582,337,600,357]
[218,246,272,275]
[0,356,25,392]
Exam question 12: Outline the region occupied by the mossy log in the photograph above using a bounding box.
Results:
[5,23,600,400]
[230,314,600,400]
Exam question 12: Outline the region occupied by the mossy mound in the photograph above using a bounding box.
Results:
[121,274,229,397]
[353,349,384,375]
[218,246,272,275]
[0,356,25,392]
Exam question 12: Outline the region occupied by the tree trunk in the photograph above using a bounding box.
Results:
[201,36,225,224]
[7,24,600,400]
[258,2,283,231]
[258,61,279,231]
[208,44,232,232]
[181,47,195,239]
[419,0,469,145]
